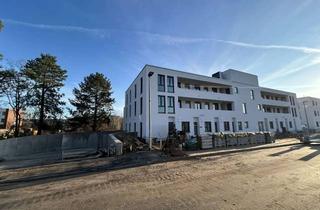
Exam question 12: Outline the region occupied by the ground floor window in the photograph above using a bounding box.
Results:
[244,121,249,129]
[289,121,293,128]
[140,122,143,138]
[181,121,190,133]
[238,122,243,131]
[269,121,274,129]
[205,121,212,132]
[224,121,230,131]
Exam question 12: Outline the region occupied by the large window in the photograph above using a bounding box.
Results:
[238,122,243,131]
[242,103,247,114]
[129,105,131,117]
[158,95,166,113]
[250,90,255,100]
[140,97,143,114]
[269,121,274,129]
[205,122,212,132]
[167,96,175,114]
[134,84,137,98]
[140,77,143,94]
[181,122,190,133]
[167,76,174,93]
[129,90,132,102]
[134,101,137,116]
[224,121,230,131]
[158,74,165,92]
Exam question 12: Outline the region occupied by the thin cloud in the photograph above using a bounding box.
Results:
[214,39,320,54]
[4,18,320,55]
[3,18,109,37]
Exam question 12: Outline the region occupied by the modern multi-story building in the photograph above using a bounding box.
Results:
[123,65,301,140]
[298,97,320,132]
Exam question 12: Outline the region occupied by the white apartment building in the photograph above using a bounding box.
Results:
[298,97,320,131]
[123,65,301,140]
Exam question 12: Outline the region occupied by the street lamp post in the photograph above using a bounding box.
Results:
[148,71,154,150]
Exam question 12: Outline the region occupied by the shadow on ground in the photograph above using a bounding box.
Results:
[269,143,320,161]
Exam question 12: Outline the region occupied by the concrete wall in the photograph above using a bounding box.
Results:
[0,132,123,161]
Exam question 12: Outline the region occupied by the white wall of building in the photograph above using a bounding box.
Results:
[124,65,302,140]
[298,97,320,131]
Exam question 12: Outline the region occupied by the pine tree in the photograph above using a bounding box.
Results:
[23,54,67,135]
[69,72,114,131]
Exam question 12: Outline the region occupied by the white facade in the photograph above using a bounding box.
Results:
[124,65,302,140]
[298,97,320,131]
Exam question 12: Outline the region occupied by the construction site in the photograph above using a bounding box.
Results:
[0,131,320,210]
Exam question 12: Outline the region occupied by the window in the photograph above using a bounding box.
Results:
[140,97,143,114]
[158,95,166,113]
[194,86,200,91]
[315,111,317,116]
[269,121,274,129]
[134,101,137,116]
[204,102,210,110]
[134,84,137,98]
[205,122,212,132]
[214,121,219,132]
[167,76,174,93]
[289,121,293,128]
[140,122,143,138]
[140,77,143,94]
[129,90,132,102]
[214,103,219,110]
[178,100,182,108]
[129,105,131,117]
[204,87,209,91]
[158,74,165,92]
[212,87,218,93]
[244,121,249,129]
[242,103,247,114]
[129,123,131,132]
[225,88,231,94]
[186,101,191,108]
[134,123,136,132]
[238,122,243,131]
[195,102,201,109]
[227,103,232,110]
[167,96,175,114]
[185,84,190,89]
[250,90,255,100]
[258,121,264,132]
[234,87,238,94]
[178,82,181,88]
[317,122,320,127]
[181,122,190,133]
[224,121,230,131]
[258,104,262,111]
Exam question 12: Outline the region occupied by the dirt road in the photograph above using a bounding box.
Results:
[1,142,320,210]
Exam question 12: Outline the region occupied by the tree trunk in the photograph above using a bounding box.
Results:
[38,86,45,135]
[93,95,98,131]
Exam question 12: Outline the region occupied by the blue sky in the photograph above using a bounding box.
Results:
[1,0,320,115]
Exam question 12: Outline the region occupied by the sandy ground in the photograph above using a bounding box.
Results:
[1,140,320,210]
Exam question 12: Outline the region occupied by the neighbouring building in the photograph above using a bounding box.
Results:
[0,108,16,133]
[123,65,302,140]
[298,97,320,132]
